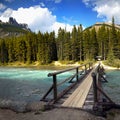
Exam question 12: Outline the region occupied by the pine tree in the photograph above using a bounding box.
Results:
[107,49,115,66]
[111,17,119,58]
[83,29,91,60]
[71,25,79,61]
[57,28,65,61]
[8,38,15,62]
[49,31,57,61]
[97,24,108,60]
[90,28,98,59]
[26,33,32,63]
[78,24,83,61]
[16,38,27,62]
[63,31,71,60]
[0,39,8,63]
[116,31,120,59]
[37,31,44,63]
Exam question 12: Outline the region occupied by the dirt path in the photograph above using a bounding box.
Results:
[0,108,106,120]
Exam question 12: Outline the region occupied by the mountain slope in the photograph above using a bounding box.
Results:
[0,18,31,38]
[85,22,120,31]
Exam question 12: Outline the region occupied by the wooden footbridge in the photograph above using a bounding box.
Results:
[41,62,120,114]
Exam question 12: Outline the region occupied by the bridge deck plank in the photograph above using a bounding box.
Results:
[62,68,96,108]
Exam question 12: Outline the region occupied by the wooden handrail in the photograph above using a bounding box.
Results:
[48,67,78,77]
[48,63,92,77]
[41,62,93,102]
[92,63,115,112]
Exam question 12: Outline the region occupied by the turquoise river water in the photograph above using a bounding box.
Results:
[103,70,120,103]
[0,67,74,103]
[0,67,119,111]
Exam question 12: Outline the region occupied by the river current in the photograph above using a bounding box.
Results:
[0,67,119,111]
[103,70,120,103]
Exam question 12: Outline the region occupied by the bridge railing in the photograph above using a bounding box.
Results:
[91,63,117,111]
[41,62,93,103]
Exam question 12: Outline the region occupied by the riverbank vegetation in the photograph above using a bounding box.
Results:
[0,17,120,66]
[104,59,120,68]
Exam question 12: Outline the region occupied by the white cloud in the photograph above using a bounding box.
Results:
[83,0,120,23]
[0,8,13,21]
[82,0,91,6]
[0,3,6,10]
[46,0,62,3]
[40,2,45,7]
[54,0,62,3]
[1,8,13,17]
[0,5,73,34]
[5,0,14,2]
[52,22,73,34]
[62,16,79,24]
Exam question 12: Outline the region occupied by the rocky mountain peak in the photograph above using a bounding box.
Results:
[8,17,29,30]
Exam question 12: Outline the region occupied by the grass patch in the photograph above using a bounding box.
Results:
[104,59,120,68]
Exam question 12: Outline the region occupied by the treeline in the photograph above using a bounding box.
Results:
[0,18,120,64]
[0,32,57,64]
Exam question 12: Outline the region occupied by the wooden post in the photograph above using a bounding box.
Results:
[53,75,57,101]
[92,72,98,103]
[89,63,90,70]
[76,68,79,82]
[85,64,87,74]
[97,86,114,103]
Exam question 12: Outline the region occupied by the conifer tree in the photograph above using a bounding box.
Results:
[71,25,78,61]
[26,33,32,63]
[49,31,58,61]
[107,49,115,66]
[83,29,91,60]
[78,24,83,61]
[111,17,119,58]
[57,28,65,61]
[97,24,108,60]
[90,27,98,59]
[0,39,8,63]
[63,31,71,60]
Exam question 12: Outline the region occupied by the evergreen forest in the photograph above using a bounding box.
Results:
[0,18,120,65]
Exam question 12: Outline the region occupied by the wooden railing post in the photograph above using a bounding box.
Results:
[53,75,57,101]
[76,67,79,82]
[85,64,87,74]
[89,63,91,70]
[92,72,98,103]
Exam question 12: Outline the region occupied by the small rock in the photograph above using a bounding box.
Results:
[26,101,47,112]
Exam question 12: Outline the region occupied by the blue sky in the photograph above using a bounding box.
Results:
[0,0,120,33]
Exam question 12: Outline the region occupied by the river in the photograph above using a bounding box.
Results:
[0,67,119,111]
[103,70,120,103]
[0,67,74,104]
